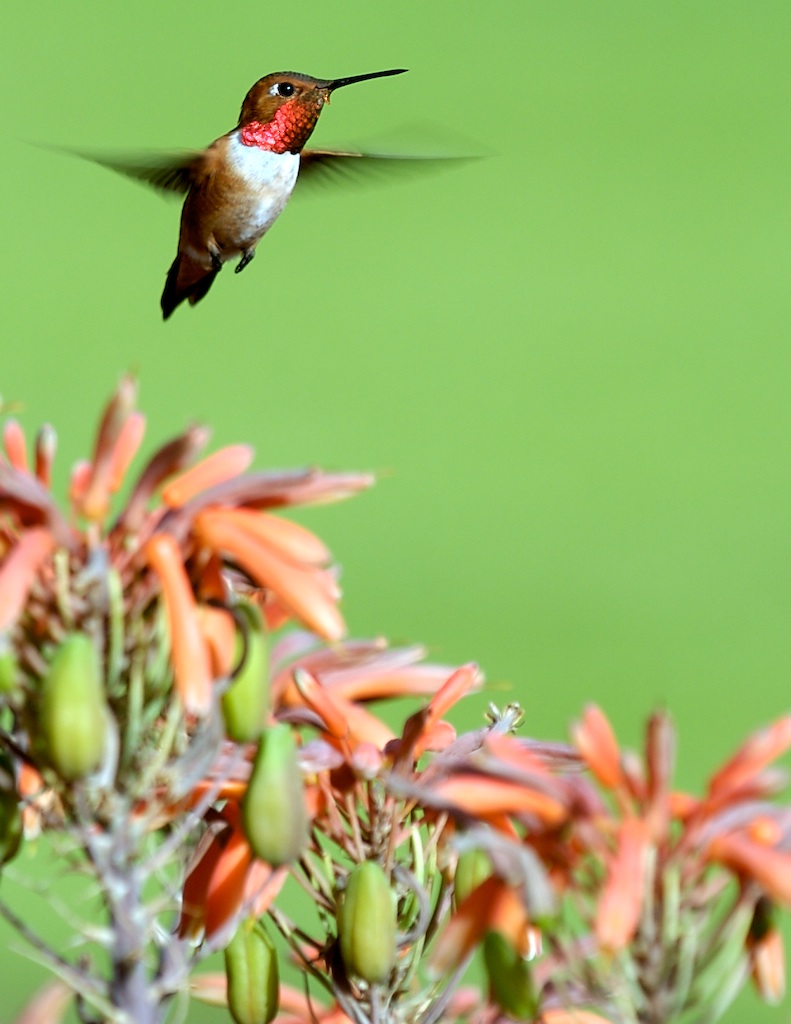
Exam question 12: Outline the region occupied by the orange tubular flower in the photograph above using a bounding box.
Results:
[707,832,791,905]
[210,507,331,567]
[572,704,624,792]
[410,663,480,760]
[430,875,532,976]
[271,639,454,708]
[179,809,253,942]
[3,420,29,472]
[595,817,650,953]
[145,534,213,716]
[162,445,254,507]
[0,527,55,631]
[432,776,568,826]
[195,509,345,641]
[106,411,146,494]
[708,715,791,798]
[292,668,395,751]
[750,925,786,1005]
[79,375,137,521]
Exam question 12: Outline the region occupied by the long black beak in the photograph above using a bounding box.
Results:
[326,69,408,92]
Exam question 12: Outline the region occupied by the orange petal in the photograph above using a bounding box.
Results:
[489,883,533,955]
[709,834,791,905]
[747,816,783,847]
[430,876,519,975]
[196,604,236,678]
[669,791,698,819]
[18,763,47,838]
[107,411,146,493]
[203,507,331,567]
[189,779,248,807]
[328,664,453,702]
[189,973,228,1007]
[145,533,213,715]
[293,670,394,749]
[572,705,623,791]
[279,986,317,1015]
[342,699,395,749]
[0,527,55,631]
[162,445,254,507]
[423,663,480,731]
[204,825,253,939]
[81,377,137,521]
[433,776,567,825]
[181,806,253,941]
[3,420,29,472]
[13,981,72,1024]
[595,818,650,953]
[293,669,349,740]
[261,593,291,633]
[69,460,92,508]
[245,861,289,917]
[484,733,555,778]
[415,719,456,754]
[179,826,227,940]
[751,927,786,1004]
[196,511,345,640]
[709,716,791,797]
[542,1011,617,1024]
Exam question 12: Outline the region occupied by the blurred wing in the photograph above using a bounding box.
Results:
[296,148,476,195]
[40,144,207,196]
[87,151,204,194]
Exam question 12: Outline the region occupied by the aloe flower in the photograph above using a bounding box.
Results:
[528,706,791,1021]
[3,383,791,1024]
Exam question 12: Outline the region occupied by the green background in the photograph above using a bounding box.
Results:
[2,1,791,1020]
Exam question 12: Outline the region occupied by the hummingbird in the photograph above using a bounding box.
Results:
[83,68,415,319]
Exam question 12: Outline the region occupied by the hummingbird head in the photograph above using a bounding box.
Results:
[237,69,407,154]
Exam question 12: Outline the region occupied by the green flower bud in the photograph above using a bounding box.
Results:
[222,601,270,743]
[242,724,308,865]
[454,848,492,906]
[39,633,108,780]
[225,919,280,1024]
[338,861,397,985]
[483,930,537,1020]
[0,755,21,866]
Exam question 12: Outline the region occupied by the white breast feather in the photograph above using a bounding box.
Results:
[227,132,301,242]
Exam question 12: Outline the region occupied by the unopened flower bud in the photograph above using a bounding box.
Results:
[483,931,537,1020]
[338,860,396,985]
[225,918,280,1024]
[242,724,308,865]
[39,633,108,780]
[454,848,492,906]
[222,601,270,743]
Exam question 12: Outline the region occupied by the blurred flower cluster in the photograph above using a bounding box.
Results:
[0,381,790,1024]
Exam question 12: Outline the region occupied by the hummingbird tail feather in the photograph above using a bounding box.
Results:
[161,254,219,320]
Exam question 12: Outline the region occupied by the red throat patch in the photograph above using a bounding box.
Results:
[240,102,321,154]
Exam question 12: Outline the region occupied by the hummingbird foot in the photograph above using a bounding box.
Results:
[235,250,256,274]
[210,250,224,272]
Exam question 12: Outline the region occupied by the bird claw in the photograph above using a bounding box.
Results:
[236,250,255,274]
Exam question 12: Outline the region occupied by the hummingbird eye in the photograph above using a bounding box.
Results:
[273,82,296,98]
